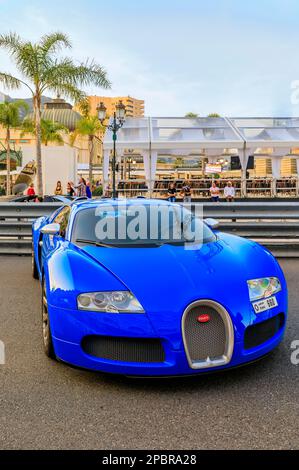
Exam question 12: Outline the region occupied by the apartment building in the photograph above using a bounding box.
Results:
[86,95,145,118]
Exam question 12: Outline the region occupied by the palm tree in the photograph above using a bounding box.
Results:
[0,32,111,195]
[22,118,68,146]
[71,115,104,183]
[0,100,28,195]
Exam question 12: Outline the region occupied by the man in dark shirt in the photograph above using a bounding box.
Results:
[180,180,192,203]
[167,182,177,202]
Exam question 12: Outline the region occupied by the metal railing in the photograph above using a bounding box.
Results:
[0,203,61,255]
[0,201,299,257]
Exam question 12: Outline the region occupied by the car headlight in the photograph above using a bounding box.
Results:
[77,291,144,313]
[247,277,281,302]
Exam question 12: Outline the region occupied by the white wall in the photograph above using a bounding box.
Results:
[20,145,78,195]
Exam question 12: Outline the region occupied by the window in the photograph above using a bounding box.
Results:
[71,203,216,247]
[54,206,71,238]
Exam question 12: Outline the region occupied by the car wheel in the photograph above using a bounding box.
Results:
[42,279,56,359]
[32,241,39,279]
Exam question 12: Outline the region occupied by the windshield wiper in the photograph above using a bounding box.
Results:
[75,238,115,248]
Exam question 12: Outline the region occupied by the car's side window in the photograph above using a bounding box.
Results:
[53,206,71,239]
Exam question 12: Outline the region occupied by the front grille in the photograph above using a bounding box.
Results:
[182,301,234,369]
[244,313,285,350]
[81,335,165,363]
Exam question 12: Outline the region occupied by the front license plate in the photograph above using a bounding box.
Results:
[252,296,278,314]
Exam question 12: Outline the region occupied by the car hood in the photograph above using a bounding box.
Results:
[80,233,279,315]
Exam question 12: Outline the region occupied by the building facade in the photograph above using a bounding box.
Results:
[85,95,145,118]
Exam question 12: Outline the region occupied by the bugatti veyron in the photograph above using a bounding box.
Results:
[32,199,288,376]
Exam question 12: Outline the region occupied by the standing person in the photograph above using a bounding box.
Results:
[54,181,63,195]
[180,180,192,203]
[67,181,75,197]
[75,177,87,197]
[209,181,220,202]
[27,183,35,197]
[104,184,111,198]
[224,181,235,202]
[167,182,177,202]
[86,181,92,199]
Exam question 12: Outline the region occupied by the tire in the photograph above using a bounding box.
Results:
[42,279,56,359]
[32,241,39,280]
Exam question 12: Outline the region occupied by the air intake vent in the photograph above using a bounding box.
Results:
[81,335,165,363]
[244,313,285,350]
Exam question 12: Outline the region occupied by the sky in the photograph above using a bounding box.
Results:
[1,0,299,116]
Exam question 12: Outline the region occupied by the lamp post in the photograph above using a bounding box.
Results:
[97,100,126,198]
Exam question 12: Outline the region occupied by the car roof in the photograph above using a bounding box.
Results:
[71,198,178,211]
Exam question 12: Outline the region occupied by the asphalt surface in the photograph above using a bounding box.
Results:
[0,256,298,450]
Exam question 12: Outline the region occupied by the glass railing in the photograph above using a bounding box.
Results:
[115,177,299,198]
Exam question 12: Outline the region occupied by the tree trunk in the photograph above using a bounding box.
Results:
[88,135,93,184]
[34,95,43,196]
[6,127,11,196]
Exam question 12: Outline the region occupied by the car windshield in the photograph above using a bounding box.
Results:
[71,203,216,247]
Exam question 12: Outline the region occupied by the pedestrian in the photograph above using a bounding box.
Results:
[27,183,35,197]
[86,181,92,199]
[180,180,192,203]
[209,181,220,202]
[167,182,177,202]
[67,181,75,197]
[104,184,111,198]
[75,177,87,197]
[224,181,235,202]
[54,180,63,195]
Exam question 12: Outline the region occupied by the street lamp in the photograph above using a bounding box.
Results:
[97,100,126,198]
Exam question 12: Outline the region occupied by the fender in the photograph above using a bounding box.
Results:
[44,244,127,310]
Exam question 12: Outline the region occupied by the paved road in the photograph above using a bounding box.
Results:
[0,256,298,450]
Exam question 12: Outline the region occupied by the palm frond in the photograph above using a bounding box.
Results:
[0,72,23,90]
[0,32,23,56]
[76,97,91,117]
[70,58,111,89]
[41,57,111,90]
[14,41,40,83]
[74,115,103,136]
[21,117,35,137]
[10,99,29,115]
[39,57,75,86]
[21,117,68,145]
[0,100,29,128]
[40,32,71,55]
[47,81,86,104]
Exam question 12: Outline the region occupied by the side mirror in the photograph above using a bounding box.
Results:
[41,223,60,235]
[204,218,220,230]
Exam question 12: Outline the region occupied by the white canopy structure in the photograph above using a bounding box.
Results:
[103,116,299,191]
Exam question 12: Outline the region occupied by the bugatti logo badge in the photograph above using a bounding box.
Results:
[197,314,210,323]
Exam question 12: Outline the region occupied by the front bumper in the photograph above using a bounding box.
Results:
[48,300,287,376]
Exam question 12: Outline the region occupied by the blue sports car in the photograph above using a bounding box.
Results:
[32,199,288,376]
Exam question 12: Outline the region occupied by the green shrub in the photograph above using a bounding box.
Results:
[92,185,103,197]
